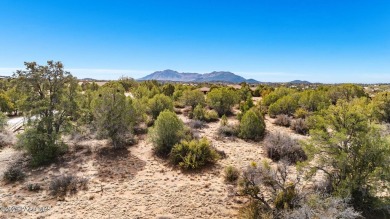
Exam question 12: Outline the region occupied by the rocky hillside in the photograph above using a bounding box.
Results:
[139,70,258,83]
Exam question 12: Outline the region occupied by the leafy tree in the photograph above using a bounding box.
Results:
[262,87,294,107]
[207,87,239,116]
[81,82,99,91]
[92,83,135,148]
[14,61,78,165]
[149,110,184,156]
[0,92,14,113]
[181,89,205,108]
[6,86,26,115]
[303,98,390,211]
[238,83,252,101]
[370,91,390,123]
[268,93,300,117]
[162,83,175,96]
[240,93,254,114]
[239,109,266,140]
[327,84,366,104]
[298,90,330,112]
[118,76,137,92]
[148,94,174,119]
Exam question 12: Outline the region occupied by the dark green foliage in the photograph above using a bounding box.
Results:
[239,109,266,140]
[148,94,174,119]
[17,129,67,166]
[162,83,175,96]
[327,84,366,104]
[3,164,25,183]
[242,94,254,112]
[14,61,78,166]
[149,110,184,156]
[304,98,390,212]
[192,103,206,121]
[181,89,205,108]
[299,90,330,112]
[268,93,300,118]
[170,137,219,169]
[207,87,239,116]
[92,83,135,148]
[262,87,294,107]
[224,165,240,183]
[118,76,137,92]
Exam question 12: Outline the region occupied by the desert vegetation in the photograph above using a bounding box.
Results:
[0,61,389,218]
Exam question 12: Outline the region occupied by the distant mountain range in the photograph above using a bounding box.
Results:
[138,70,259,83]
[288,80,311,84]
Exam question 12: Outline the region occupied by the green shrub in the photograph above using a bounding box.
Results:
[262,87,293,107]
[205,109,219,122]
[148,94,174,119]
[268,94,300,118]
[92,84,136,148]
[224,165,240,183]
[298,90,330,112]
[181,89,205,108]
[371,91,390,123]
[17,129,67,166]
[239,110,265,140]
[192,104,206,121]
[149,110,185,156]
[240,94,254,114]
[3,164,25,183]
[170,138,219,170]
[207,88,239,116]
[220,115,228,126]
[294,107,309,119]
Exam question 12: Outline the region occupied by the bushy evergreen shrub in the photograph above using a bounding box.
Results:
[239,109,266,140]
[170,138,219,170]
[149,110,184,156]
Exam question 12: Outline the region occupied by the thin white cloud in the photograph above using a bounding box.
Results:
[0,67,152,80]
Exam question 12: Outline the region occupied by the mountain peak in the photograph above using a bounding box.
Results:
[139,70,258,83]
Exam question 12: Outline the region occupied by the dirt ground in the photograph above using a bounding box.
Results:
[0,113,307,219]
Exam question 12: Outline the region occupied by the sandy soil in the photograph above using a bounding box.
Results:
[0,113,307,219]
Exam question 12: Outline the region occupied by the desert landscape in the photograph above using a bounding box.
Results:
[1,1,390,218]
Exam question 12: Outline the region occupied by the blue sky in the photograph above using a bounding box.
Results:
[0,0,389,83]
